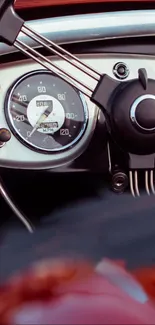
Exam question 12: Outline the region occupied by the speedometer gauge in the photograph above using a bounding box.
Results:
[5,70,88,153]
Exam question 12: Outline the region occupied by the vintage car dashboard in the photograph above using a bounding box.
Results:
[2,4,155,281]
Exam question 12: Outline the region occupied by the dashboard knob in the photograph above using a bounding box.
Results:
[130,95,155,131]
[0,128,11,146]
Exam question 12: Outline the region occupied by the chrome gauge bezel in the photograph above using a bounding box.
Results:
[4,69,89,154]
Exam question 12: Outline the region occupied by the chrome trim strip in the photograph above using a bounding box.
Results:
[0,10,155,57]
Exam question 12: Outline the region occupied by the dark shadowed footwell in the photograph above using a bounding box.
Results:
[1,172,155,282]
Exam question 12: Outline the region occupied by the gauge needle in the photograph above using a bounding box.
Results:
[29,105,53,137]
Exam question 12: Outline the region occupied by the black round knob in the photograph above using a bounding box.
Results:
[130,95,155,131]
[117,65,126,76]
[113,62,129,80]
[111,171,128,194]
[0,128,11,143]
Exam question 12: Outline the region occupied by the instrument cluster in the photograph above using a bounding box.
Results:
[1,54,155,172]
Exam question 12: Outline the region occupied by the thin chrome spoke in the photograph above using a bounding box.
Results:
[134,170,140,197]
[0,177,34,233]
[22,24,101,81]
[145,170,151,196]
[129,171,136,197]
[150,170,155,194]
[14,40,93,98]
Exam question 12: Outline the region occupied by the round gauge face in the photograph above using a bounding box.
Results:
[5,70,88,153]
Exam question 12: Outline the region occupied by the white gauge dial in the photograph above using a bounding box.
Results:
[27,94,65,135]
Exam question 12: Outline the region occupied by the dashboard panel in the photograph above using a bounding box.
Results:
[1,53,155,170]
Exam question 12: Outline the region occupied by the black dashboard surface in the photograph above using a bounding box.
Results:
[1,172,155,282]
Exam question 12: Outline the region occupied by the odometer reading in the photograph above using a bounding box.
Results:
[5,71,88,153]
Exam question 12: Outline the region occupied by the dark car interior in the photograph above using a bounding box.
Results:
[1,0,155,282]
